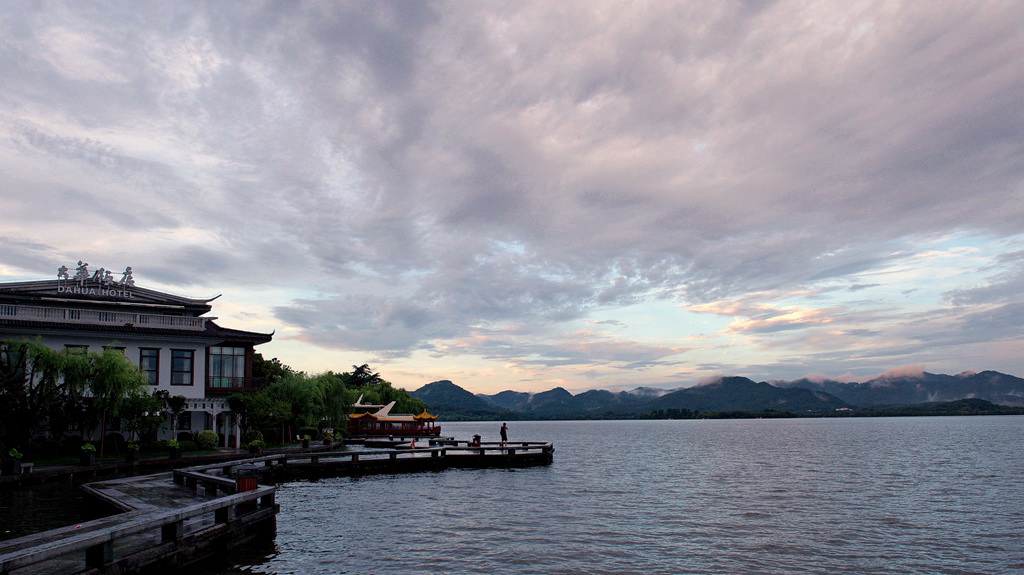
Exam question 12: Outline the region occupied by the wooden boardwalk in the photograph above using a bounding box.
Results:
[0,440,553,574]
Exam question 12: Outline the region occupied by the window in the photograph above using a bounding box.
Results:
[171,349,194,386]
[177,412,192,431]
[103,346,126,354]
[140,348,160,385]
[65,344,88,354]
[209,346,246,388]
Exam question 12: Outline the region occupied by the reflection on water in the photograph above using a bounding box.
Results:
[0,480,104,541]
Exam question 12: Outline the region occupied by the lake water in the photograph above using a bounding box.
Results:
[213,416,1024,574]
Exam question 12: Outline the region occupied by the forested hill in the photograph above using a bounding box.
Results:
[411,370,1024,420]
[774,370,1024,407]
[412,376,846,419]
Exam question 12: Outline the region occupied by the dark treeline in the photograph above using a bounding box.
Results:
[232,358,426,445]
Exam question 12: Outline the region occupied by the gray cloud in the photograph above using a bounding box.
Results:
[1,1,1023,382]
[946,251,1024,306]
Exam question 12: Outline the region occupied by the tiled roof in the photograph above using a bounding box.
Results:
[0,318,273,344]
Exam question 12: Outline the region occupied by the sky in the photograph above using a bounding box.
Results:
[1,1,1022,395]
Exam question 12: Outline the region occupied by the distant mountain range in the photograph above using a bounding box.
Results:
[411,371,1024,420]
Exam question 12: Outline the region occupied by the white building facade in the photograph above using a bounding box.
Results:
[0,262,273,447]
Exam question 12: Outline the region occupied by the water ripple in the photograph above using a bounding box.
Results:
[208,416,1024,575]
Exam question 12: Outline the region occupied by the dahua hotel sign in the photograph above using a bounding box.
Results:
[55,260,135,299]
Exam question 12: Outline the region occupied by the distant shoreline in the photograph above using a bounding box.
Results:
[438,398,1024,422]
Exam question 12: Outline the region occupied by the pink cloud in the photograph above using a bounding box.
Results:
[695,375,725,387]
[874,364,926,380]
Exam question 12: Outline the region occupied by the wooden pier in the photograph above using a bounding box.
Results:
[0,482,276,575]
[0,440,553,574]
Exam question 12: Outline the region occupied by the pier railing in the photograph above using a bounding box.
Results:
[175,442,555,481]
[431,440,555,457]
[0,486,276,575]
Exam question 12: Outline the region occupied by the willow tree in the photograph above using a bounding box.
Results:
[318,372,359,430]
[0,340,65,448]
[88,347,147,456]
[265,373,325,439]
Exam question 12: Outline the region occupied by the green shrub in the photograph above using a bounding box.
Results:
[195,430,218,450]
[178,440,198,452]
[298,426,318,440]
[81,443,96,452]
[242,429,263,444]
[248,439,265,451]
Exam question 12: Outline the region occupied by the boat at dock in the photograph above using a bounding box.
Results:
[346,395,442,438]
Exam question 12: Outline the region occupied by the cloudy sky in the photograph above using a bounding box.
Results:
[1,1,1022,394]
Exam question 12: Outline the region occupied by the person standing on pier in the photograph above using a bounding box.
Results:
[500,422,508,447]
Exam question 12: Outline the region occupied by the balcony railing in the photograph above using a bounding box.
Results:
[0,304,206,330]
[206,376,266,394]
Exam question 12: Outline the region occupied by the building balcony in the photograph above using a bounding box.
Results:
[0,304,207,330]
[206,376,266,395]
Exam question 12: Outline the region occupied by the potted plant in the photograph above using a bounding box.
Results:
[3,448,23,475]
[125,441,140,463]
[322,432,334,446]
[301,435,311,449]
[167,439,182,459]
[80,443,97,466]
[247,439,265,455]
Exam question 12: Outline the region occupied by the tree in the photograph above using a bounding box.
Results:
[253,353,297,385]
[318,373,359,430]
[87,348,147,456]
[226,362,421,442]
[266,374,324,437]
[120,389,166,443]
[344,364,383,387]
[0,341,65,448]
[1,341,149,455]
[157,391,188,439]
[228,390,290,442]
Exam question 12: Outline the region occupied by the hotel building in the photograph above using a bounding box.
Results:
[0,262,273,447]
